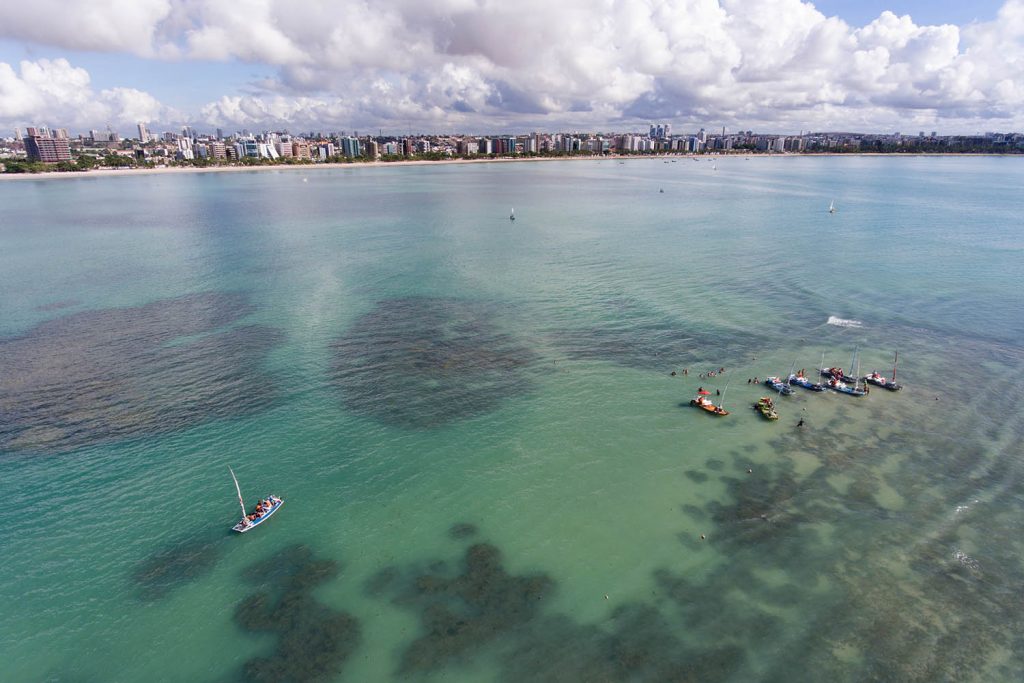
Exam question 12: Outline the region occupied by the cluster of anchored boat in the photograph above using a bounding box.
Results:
[690,350,901,421]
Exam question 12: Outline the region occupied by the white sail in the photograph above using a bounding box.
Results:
[229,466,246,519]
[828,200,836,213]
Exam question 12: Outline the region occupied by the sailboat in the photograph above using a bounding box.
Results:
[763,375,794,395]
[230,466,283,533]
[826,348,866,396]
[509,208,515,221]
[789,357,825,391]
[828,200,836,214]
[691,385,729,416]
[864,350,903,391]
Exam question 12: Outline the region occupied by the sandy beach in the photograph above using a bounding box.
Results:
[1,151,1017,182]
[0,155,626,181]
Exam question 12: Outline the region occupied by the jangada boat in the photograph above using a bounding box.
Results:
[863,372,901,391]
[763,376,793,395]
[229,466,283,533]
[864,351,902,391]
[788,373,825,392]
[691,389,728,416]
[820,367,857,384]
[754,396,779,420]
[826,377,865,396]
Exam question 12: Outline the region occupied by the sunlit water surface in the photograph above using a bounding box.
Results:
[1,156,1023,682]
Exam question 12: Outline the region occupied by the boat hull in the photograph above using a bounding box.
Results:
[763,378,793,395]
[820,369,857,384]
[829,385,866,396]
[864,376,902,391]
[690,399,728,416]
[232,498,283,533]
[789,376,825,392]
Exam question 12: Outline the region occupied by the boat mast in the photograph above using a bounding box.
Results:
[229,466,246,519]
[892,350,899,382]
[854,350,861,391]
[718,381,730,411]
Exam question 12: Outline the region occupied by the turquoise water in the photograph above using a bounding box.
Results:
[1,157,1023,682]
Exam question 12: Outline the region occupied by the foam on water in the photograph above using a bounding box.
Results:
[827,315,863,328]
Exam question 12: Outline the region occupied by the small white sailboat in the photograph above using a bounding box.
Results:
[828,199,836,214]
[509,208,515,221]
[229,466,282,533]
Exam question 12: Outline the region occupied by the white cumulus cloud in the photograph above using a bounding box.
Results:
[0,58,175,132]
[2,0,1024,133]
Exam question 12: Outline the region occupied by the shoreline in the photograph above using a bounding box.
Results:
[1,151,1019,181]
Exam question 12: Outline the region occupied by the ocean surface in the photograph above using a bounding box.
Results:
[1,156,1023,682]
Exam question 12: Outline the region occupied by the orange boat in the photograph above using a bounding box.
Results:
[690,390,729,416]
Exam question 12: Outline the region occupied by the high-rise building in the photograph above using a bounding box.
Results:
[137,123,149,143]
[23,127,71,162]
[291,139,311,159]
[340,137,361,158]
[402,139,415,156]
[55,128,69,140]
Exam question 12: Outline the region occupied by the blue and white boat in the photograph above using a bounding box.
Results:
[788,373,826,392]
[229,466,283,533]
[826,377,866,396]
[763,376,793,395]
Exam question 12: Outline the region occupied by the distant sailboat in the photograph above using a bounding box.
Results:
[509,208,515,221]
[828,199,836,214]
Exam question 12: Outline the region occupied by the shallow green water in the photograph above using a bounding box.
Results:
[1,157,1023,682]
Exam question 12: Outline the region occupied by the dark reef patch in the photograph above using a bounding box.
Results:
[132,535,223,601]
[548,298,762,371]
[329,297,537,428]
[0,292,284,453]
[684,469,709,484]
[391,542,553,674]
[234,544,361,683]
[376,528,751,681]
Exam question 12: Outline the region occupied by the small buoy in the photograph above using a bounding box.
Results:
[700,534,706,540]
[604,594,609,600]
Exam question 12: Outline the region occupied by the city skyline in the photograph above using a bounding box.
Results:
[2,0,1022,135]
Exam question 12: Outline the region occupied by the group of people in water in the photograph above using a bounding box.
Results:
[671,367,726,378]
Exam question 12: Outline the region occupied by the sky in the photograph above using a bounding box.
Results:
[1,0,1021,136]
